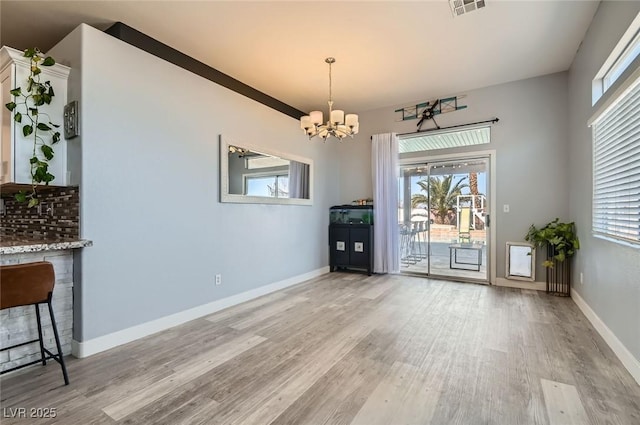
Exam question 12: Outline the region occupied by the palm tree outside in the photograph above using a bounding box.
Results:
[469,172,478,199]
[411,175,469,224]
[469,172,480,228]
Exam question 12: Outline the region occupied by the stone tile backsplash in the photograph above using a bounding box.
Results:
[0,186,79,240]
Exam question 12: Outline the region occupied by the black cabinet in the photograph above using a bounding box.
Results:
[329,224,374,275]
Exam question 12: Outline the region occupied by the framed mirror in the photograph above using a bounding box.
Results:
[220,136,313,205]
[506,242,535,281]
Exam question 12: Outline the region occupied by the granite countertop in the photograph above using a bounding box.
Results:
[0,236,93,254]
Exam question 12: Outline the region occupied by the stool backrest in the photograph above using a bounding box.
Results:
[0,262,55,310]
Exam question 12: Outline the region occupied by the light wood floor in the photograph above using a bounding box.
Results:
[1,272,639,424]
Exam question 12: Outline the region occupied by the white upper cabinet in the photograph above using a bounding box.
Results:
[1,46,70,186]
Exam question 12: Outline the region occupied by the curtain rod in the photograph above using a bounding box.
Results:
[370,118,499,140]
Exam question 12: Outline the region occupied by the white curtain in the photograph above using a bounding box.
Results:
[372,133,400,274]
[289,161,309,199]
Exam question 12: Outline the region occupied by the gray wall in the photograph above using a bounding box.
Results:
[47,28,84,339]
[50,24,339,341]
[567,1,640,362]
[337,73,571,280]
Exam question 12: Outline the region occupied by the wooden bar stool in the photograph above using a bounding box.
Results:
[0,261,69,385]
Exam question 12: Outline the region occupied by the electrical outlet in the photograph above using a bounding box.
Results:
[37,202,54,217]
[215,274,222,285]
[580,272,584,284]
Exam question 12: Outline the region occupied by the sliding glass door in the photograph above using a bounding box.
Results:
[399,157,490,283]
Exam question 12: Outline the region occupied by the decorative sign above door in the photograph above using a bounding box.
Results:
[395,95,467,130]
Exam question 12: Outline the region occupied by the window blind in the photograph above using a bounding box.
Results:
[592,76,640,245]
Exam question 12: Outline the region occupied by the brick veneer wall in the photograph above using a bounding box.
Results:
[1,186,79,240]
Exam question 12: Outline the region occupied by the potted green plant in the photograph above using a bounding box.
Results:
[525,218,580,266]
[5,48,61,207]
[525,218,580,295]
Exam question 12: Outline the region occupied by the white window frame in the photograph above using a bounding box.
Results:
[398,125,491,154]
[603,30,640,92]
[589,61,640,247]
[593,13,640,105]
[243,171,289,198]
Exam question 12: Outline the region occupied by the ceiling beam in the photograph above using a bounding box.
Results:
[104,22,306,120]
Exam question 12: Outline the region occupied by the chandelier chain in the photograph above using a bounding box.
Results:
[328,60,332,103]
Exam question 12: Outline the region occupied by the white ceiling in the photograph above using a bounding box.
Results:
[1,1,599,114]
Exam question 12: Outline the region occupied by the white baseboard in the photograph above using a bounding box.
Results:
[72,266,330,358]
[571,289,640,386]
[495,277,546,291]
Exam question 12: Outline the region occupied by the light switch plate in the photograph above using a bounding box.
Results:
[64,100,79,139]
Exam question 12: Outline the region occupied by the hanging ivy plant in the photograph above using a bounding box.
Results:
[5,47,61,207]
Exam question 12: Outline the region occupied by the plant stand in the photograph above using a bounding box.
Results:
[546,245,571,296]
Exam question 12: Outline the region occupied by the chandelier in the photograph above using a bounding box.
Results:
[300,57,359,141]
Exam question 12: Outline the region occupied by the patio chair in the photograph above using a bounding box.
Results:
[458,207,471,243]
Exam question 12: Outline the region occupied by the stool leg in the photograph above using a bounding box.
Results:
[400,227,409,266]
[47,299,69,385]
[34,304,47,366]
[408,231,415,264]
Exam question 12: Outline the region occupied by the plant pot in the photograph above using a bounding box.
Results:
[546,245,571,296]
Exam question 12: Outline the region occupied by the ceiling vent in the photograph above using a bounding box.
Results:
[449,0,486,17]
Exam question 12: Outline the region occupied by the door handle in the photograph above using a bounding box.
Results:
[486,214,490,227]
